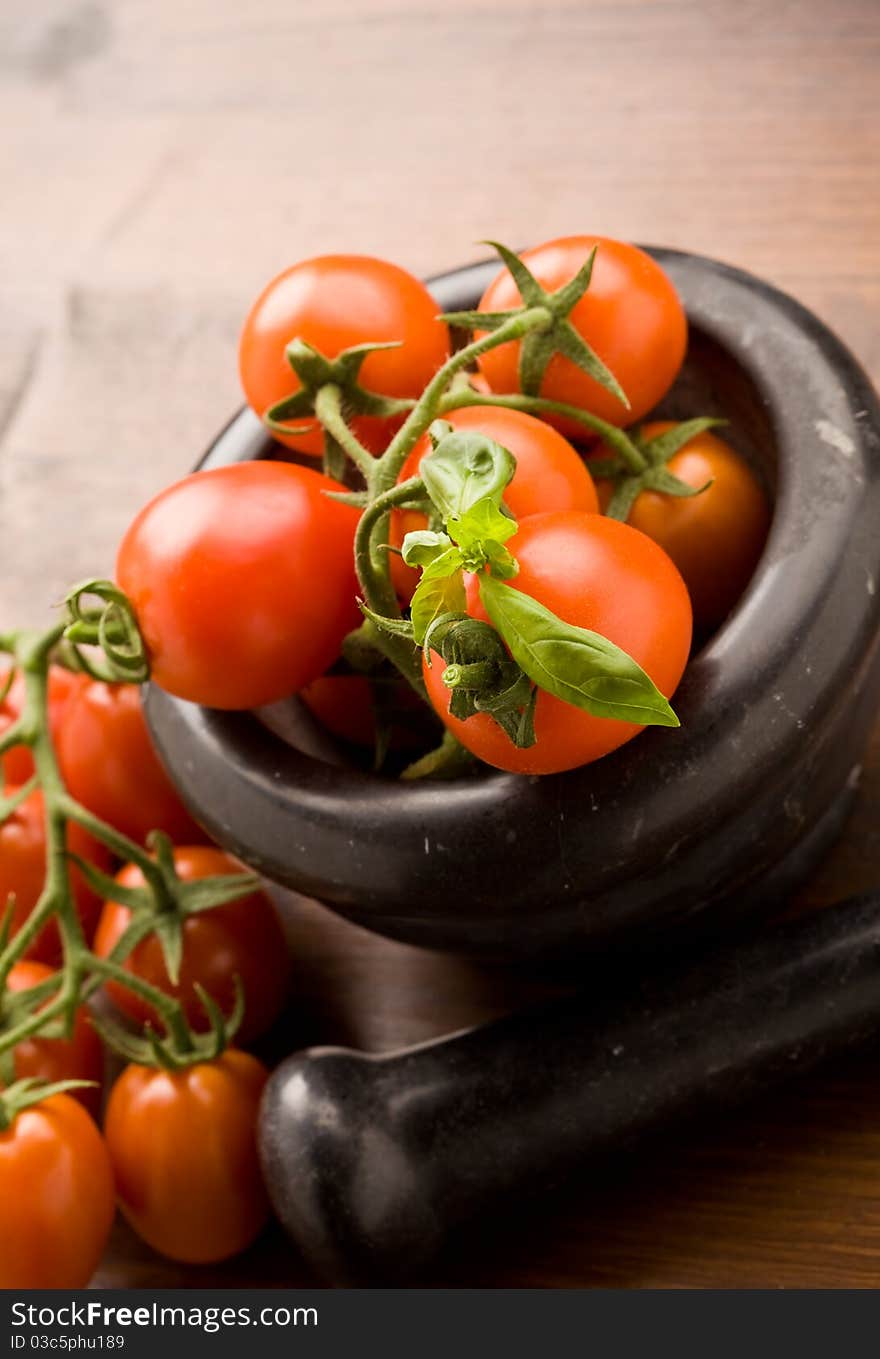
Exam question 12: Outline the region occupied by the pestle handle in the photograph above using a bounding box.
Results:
[259,892,880,1284]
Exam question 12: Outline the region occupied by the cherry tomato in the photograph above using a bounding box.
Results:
[597,422,770,631]
[104,1050,269,1263]
[0,1092,115,1286]
[476,236,687,432]
[93,846,289,1045]
[423,512,692,775]
[58,680,205,846]
[116,461,361,710]
[239,254,450,456]
[389,405,599,600]
[1,788,112,963]
[299,673,430,752]
[0,665,83,787]
[6,961,103,1119]
[299,674,379,747]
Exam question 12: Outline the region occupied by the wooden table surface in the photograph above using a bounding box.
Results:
[3,0,880,1289]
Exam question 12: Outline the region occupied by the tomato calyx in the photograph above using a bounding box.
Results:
[441,241,629,409]
[70,831,260,990]
[591,417,724,521]
[92,976,245,1072]
[264,339,415,481]
[0,1076,97,1132]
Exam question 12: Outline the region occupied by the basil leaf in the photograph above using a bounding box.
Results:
[401,529,454,568]
[418,544,465,583]
[448,496,517,551]
[420,425,516,522]
[479,576,679,727]
[484,542,519,580]
[411,569,467,647]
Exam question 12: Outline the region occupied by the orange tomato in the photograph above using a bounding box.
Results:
[0,1092,114,1287]
[596,422,770,630]
[104,1051,270,1264]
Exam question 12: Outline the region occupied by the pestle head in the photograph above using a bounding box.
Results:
[258,1048,447,1285]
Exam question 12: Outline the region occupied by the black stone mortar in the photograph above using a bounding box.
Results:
[145,250,880,960]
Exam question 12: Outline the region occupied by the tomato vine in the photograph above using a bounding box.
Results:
[0,618,255,1075]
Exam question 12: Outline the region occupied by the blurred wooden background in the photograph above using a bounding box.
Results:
[2,0,880,1288]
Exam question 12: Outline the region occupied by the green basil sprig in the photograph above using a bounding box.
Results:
[402,425,522,648]
[386,422,682,745]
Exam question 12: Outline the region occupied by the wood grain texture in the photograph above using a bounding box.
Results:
[3,0,880,1289]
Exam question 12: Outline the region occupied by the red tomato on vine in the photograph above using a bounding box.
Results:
[93,846,289,1045]
[476,236,687,431]
[0,1092,115,1287]
[423,512,692,774]
[239,254,450,456]
[57,680,205,846]
[116,461,361,710]
[104,1050,270,1264]
[0,664,83,786]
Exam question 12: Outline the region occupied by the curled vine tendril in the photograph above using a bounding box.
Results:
[62,578,150,684]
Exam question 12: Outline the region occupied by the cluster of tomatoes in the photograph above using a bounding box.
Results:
[117,235,768,775]
[0,233,771,1289]
[0,671,289,1285]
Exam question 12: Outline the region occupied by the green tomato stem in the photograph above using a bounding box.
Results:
[0,990,70,1064]
[314,384,377,482]
[353,477,428,695]
[400,729,476,781]
[59,795,170,898]
[0,1077,100,1130]
[354,478,424,612]
[437,388,649,473]
[442,660,497,691]
[0,621,212,1067]
[85,953,194,1053]
[0,717,29,759]
[372,306,554,492]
